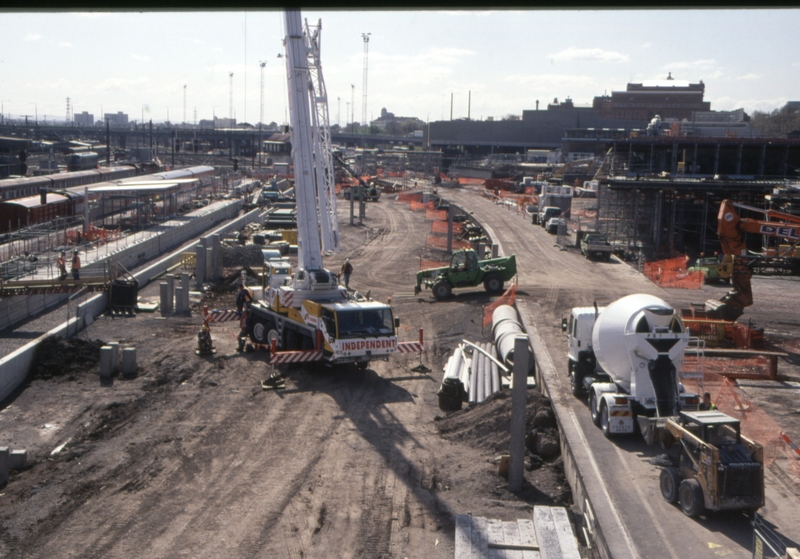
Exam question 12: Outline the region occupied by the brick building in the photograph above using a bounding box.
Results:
[593,73,710,121]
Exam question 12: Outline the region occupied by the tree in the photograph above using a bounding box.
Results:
[385,121,402,135]
[369,125,383,135]
[502,114,521,121]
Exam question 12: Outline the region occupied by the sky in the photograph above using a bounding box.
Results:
[1,9,799,127]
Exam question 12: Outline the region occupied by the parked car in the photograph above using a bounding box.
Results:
[545,217,567,235]
[537,206,562,227]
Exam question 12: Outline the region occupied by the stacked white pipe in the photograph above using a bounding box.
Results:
[492,305,533,372]
[440,341,504,406]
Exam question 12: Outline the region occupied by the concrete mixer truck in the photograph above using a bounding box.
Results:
[563,294,765,517]
[563,294,700,438]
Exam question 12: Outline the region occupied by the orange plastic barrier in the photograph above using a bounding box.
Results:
[456,177,485,186]
[643,255,704,289]
[396,192,423,203]
[425,235,471,250]
[419,259,449,270]
[425,209,448,221]
[482,284,518,326]
[431,221,464,234]
[726,323,764,350]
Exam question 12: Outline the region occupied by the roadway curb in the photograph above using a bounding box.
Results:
[516,299,638,559]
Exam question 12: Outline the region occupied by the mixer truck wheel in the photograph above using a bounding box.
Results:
[589,391,601,426]
[678,479,705,517]
[569,361,583,398]
[660,468,681,503]
[600,402,613,438]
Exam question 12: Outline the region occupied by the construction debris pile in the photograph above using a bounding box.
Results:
[32,336,106,380]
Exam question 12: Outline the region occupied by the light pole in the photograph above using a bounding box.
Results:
[350,84,355,134]
[337,97,341,128]
[165,106,170,125]
[259,61,267,167]
[361,32,370,130]
[213,106,219,129]
[31,102,38,125]
[1,100,9,125]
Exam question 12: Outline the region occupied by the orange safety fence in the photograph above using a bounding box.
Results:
[643,255,705,289]
[431,221,464,234]
[410,201,435,211]
[425,235,472,251]
[396,192,423,203]
[419,258,449,270]
[482,284,519,327]
[726,322,764,349]
[426,209,448,221]
[683,319,728,345]
[455,177,485,186]
[680,370,800,480]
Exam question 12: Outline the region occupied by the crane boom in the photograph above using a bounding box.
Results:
[284,10,325,272]
[304,18,339,253]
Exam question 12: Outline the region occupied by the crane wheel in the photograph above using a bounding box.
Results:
[679,478,705,517]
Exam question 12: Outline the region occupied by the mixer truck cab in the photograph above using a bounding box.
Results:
[563,294,699,438]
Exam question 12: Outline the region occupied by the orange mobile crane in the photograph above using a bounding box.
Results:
[705,199,800,321]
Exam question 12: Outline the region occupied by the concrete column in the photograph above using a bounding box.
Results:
[99,346,114,379]
[212,234,222,280]
[108,342,120,373]
[175,287,185,314]
[476,242,484,260]
[181,273,190,311]
[509,335,531,493]
[160,282,171,314]
[10,449,27,469]
[0,447,8,486]
[195,244,206,289]
[166,275,175,312]
[122,348,137,377]
[492,244,499,259]
[206,247,214,281]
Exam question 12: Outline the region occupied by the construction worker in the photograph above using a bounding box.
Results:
[197,323,213,355]
[237,307,252,352]
[698,392,717,411]
[56,251,68,281]
[341,258,353,289]
[236,283,253,313]
[71,249,81,280]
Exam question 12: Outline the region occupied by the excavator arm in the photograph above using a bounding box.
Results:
[705,199,800,321]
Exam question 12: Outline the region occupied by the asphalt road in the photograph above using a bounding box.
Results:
[452,186,800,559]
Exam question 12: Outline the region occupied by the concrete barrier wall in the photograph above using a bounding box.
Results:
[0,201,244,332]
[0,206,262,403]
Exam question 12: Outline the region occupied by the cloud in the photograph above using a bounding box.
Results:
[736,73,760,80]
[25,34,41,42]
[706,70,724,80]
[550,47,629,63]
[640,42,652,49]
[59,42,73,48]
[713,96,787,112]
[663,59,717,71]
[131,53,150,61]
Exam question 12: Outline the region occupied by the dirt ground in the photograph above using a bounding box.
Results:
[0,196,581,558]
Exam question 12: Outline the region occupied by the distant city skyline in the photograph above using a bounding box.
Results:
[1,9,799,127]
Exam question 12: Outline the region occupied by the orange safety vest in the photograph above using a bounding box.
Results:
[72,255,81,270]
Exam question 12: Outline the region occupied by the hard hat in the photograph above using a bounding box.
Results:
[74,249,79,253]
[345,258,350,262]
[61,250,66,255]
[201,324,209,331]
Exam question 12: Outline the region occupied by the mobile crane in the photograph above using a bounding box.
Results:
[247,10,422,369]
[704,199,800,321]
